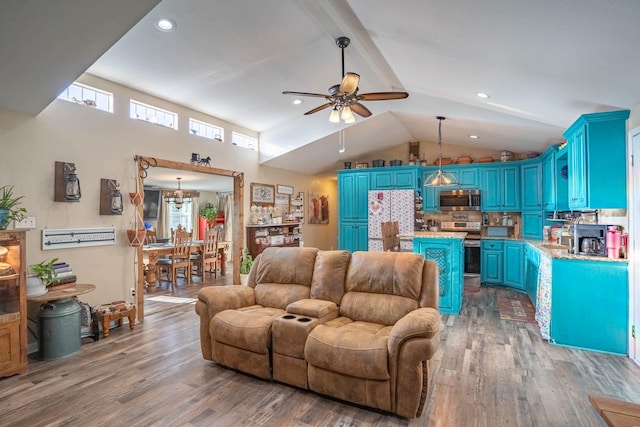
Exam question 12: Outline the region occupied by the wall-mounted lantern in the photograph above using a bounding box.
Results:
[100,179,123,215]
[54,161,81,202]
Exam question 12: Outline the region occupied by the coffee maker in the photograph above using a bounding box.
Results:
[568,224,607,257]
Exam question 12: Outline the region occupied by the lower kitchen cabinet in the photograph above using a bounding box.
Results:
[413,237,464,315]
[481,240,503,285]
[481,240,524,290]
[549,258,628,355]
[524,243,540,307]
[338,221,368,252]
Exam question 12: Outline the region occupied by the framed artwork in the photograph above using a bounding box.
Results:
[309,192,329,224]
[275,193,290,205]
[250,182,275,205]
[277,184,294,195]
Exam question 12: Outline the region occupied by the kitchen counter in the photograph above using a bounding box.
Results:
[400,231,467,239]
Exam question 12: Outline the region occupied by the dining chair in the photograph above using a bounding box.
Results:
[157,229,193,288]
[381,221,402,252]
[191,227,219,278]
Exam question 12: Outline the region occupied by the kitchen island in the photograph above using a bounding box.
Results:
[402,231,467,315]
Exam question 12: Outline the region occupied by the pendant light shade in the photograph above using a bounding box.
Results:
[424,116,459,187]
[329,107,340,123]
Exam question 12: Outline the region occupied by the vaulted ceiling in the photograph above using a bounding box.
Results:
[3,0,640,176]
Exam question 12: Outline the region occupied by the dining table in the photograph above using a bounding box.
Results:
[142,240,232,290]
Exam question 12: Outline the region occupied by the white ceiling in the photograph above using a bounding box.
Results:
[3,0,640,179]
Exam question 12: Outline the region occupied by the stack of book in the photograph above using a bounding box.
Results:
[51,261,77,290]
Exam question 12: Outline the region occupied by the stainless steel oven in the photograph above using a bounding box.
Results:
[441,221,481,276]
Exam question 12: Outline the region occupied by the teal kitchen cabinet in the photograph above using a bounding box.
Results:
[413,236,464,315]
[524,244,540,307]
[550,258,628,355]
[339,221,368,253]
[481,240,503,285]
[521,160,542,211]
[370,166,419,190]
[338,171,369,221]
[563,110,630,210]
[338,171,370,251]
[447,165,479,188]
[482,239,524,290]
[480,164,520,212]
[421,167,439,212]
[503,241,524,290]
[521,211,543,239]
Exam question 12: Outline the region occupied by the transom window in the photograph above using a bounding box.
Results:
[130,100,178,130]
[231,131,258,150]
[188,118,223,141]
[58,82,113,113]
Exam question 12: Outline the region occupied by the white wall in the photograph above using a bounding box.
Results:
[0,74,337,305]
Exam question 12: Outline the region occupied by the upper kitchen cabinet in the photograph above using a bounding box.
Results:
[480,164,521,212]
[338,171,370,221]
[563,110,630,210]
[446,165,479,188]
[370,166,419,190]
[521,159,542,211]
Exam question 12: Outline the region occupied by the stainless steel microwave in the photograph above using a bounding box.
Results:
[439,189,481,211]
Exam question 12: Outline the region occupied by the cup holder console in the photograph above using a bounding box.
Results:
[282,315,296,320]
[281,314,312,323]
[297,317,311,323]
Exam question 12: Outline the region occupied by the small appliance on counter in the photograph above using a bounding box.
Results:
[568,224,608,257]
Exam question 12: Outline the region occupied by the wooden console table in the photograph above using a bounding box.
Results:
[27,283,96,304]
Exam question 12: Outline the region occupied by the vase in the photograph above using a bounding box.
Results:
[26,276,48,297]
[240,273,249,286]
[0,209,10,230]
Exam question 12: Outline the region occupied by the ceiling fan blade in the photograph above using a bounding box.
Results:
[283,91,329,98]
[340,72,360,95]
[304,102,333,115]
[359,91,409,101]
[350,102,372,118]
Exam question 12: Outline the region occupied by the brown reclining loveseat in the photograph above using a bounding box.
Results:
[195,246,441,418]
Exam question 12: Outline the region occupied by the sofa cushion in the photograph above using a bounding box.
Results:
[341,251,424,325]
[305,320,391,381]
[310,250,350,305]
[212,306,284,354]
[254,247,318,287]
[286,299,338,318]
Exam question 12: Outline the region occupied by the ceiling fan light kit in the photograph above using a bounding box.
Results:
[424,116,460,188]
[283,36,409,124]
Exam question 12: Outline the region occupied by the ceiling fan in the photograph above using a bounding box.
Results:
[283,36,409,123]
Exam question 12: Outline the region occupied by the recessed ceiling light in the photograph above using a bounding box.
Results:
[292,99,303,105]
[469,135,479,139]
[156,18,176,32]
[476,92,490,99]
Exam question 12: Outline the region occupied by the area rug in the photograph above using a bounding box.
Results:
[146,296,197,304]
[497,294,536,323]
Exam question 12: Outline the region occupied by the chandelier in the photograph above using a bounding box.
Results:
[424,116,459,187]
[165,177,191,210]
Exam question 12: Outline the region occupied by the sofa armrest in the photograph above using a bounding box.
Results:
[388,307,441,353]
[286,299,339,322]
[195,286,256,360]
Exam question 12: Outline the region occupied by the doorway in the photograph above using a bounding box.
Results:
[134,155,244,320]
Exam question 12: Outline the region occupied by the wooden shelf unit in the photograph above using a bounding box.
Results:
[246,222,301,258]
[0,230,27,377]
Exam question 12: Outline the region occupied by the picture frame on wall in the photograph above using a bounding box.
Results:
[309,192,329,224]
[250,182,275,205]
[276,184,294,195]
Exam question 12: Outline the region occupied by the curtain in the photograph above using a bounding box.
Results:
[218,193,234,259]
[157,200,169,240]
[190,197,200,237]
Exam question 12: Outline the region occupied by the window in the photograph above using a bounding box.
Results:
[231,131,258,150]
[57,82,113,113]
[130,100,178,130]
[167,202,193,233]
[188,118,223,141]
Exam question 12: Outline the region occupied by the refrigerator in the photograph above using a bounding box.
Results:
[368,190,415,252]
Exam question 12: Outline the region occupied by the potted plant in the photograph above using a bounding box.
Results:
[239,248,253,285]
[199,204,218,239]
[0,185,27,230]
[27,258,59,296]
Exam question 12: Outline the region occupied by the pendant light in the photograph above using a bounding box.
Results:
[165,177,191,210]
[424,116,459,187]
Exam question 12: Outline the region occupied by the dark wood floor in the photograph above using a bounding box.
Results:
[2,273,640,426]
